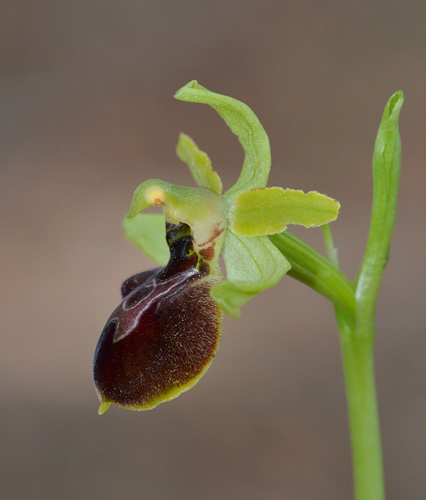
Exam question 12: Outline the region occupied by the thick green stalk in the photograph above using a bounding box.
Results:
[272,229,384,499]
[341,336,384,500]
[271,91,403,500]
[346,90,403,500]
[322,226,384,499]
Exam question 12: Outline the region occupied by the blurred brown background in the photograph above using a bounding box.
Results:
[1,1,425,499]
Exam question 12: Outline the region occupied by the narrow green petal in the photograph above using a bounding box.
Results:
[123,212,169,266]
[176,133,222,195]
[211,231,291,317]
[174,80,271,201]
[229,187,340,237]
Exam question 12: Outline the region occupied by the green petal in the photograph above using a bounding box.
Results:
[211,231,291,318]
[174,80,271,201]
[123,212,169,266]
[229,187,340,237]
[176,133,222,195]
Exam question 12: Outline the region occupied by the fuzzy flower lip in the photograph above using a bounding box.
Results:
[94,222,223,414]
[125,80,340,318]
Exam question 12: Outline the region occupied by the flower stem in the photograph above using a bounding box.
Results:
[272,229,385,499]
[269,232,355,319]
[344,90,403,500]
[270,91,404,500]
[341,334,384,500]
[322,223,385,498]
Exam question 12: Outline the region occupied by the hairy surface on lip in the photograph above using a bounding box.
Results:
[93,222,223,410]
[93,273,221,408]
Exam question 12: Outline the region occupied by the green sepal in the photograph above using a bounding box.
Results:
[229,187,340,237]
[176,133,222,195]
[211,231,291,318]
[123,212,169,266]
[174,80,271,201]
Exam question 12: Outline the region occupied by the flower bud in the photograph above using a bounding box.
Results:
[93,223,223,414]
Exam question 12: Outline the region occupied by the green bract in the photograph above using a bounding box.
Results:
[124,80,340,318]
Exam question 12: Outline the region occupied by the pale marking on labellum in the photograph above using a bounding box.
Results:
[122,283,156,312]
[121,268,197,311]
[112,268,199,343]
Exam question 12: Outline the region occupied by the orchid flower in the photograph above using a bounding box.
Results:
[93,80,339,414]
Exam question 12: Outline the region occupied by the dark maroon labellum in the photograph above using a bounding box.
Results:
[93,223,222,413]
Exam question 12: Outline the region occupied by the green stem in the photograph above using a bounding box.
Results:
[273,228,385,499]
[271,91,403,500]
[340,336,384,500]
[342,90,403,500]
[273,228,385,500]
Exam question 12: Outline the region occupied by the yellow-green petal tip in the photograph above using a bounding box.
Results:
[98,400,112,415]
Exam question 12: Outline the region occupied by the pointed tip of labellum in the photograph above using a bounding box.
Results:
[93,223,223,413]
[98,400,112,415]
